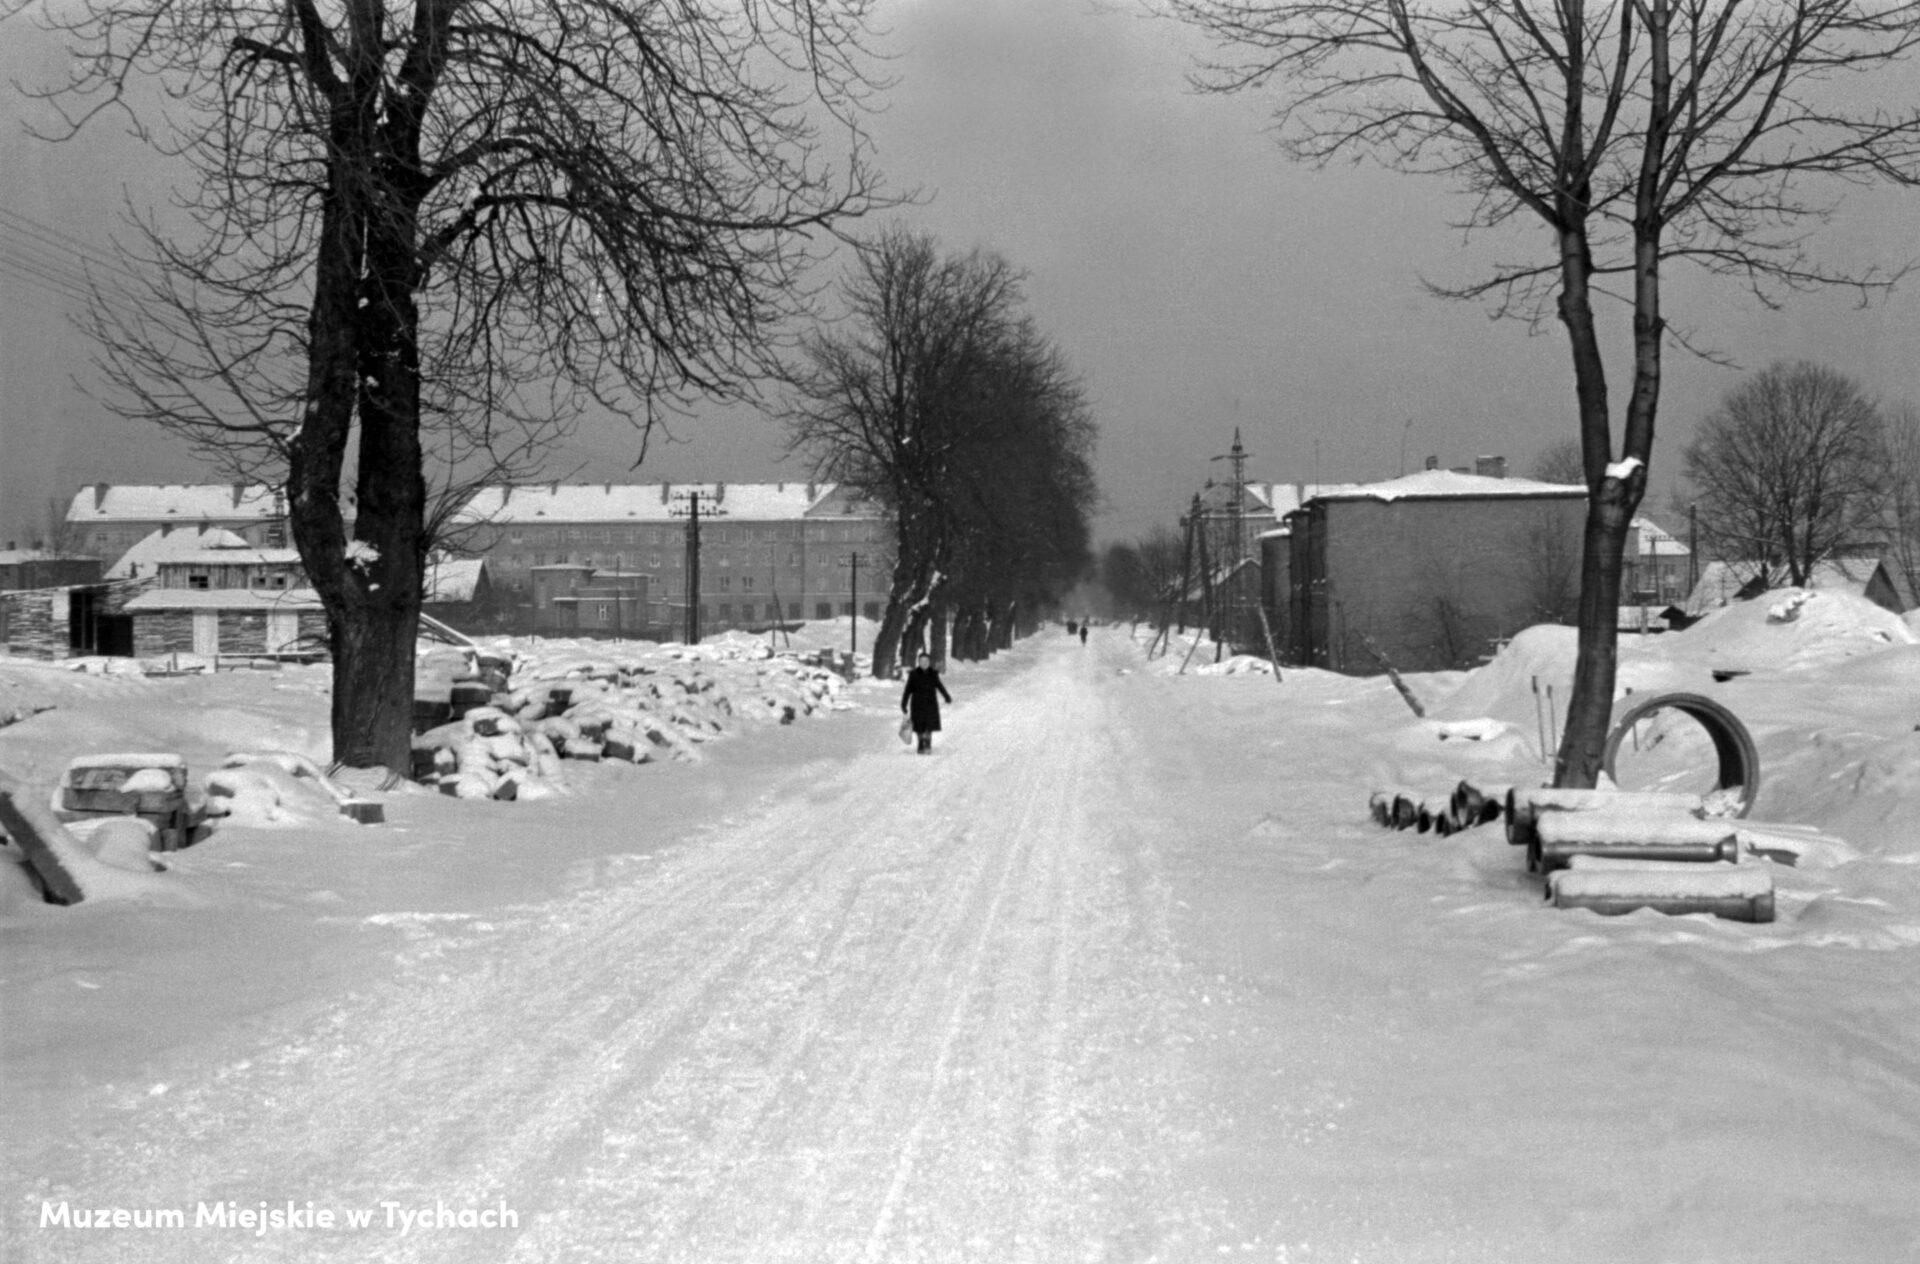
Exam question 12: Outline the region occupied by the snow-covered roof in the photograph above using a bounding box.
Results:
[1249,482,1369,517]
[1684,555,1912,615]
[156,548,304,568]
[424,557,486,603]
[66,752,186,770]
[0,549,60,565]
[1308,470,1586,504]
[65,484,286,523]
[1630,516,1689,558]
[124,588,322,612]
[454,482,854,525]
[105,526,252,579]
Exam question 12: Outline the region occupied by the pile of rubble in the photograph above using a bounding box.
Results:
[410,645,850,802]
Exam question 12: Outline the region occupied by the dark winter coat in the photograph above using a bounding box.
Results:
[901,666,953,733]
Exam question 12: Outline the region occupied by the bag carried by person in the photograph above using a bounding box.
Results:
[898,714,913,745]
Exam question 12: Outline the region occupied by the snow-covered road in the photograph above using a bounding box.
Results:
[15,627,1920,1263]
[25,637,1213,1263]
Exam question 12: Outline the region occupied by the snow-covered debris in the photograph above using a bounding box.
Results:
[406,632,850,801]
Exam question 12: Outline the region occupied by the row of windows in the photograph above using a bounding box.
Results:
[565,600,883,627]
[500,523,883,547]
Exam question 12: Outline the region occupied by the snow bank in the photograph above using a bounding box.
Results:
[1669,587,1914,673]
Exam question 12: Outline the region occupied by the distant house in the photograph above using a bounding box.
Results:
[421,556,496,630]
[1284,470,1588,672]
[529,564,652,637]
[1684,556,1916,618]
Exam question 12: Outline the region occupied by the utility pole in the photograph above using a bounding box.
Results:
[838,551,864,663]
[1210,427,1252,655]
[1688,503,1699,595]
[670,489,727,645]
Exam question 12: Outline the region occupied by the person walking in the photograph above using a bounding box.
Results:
[1079,624,1088,645]
[900,650,953,755]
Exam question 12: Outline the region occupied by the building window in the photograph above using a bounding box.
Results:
[717,576,731,592]
[863,602,879,620]
[841,602,853,616]
[188,573,210,590]
[718,603,733,622]
[742,576,755,591]
[816,602,832,620]
[789,602,801,620]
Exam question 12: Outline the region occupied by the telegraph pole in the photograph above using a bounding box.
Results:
[1209,428,1252,655]
[838,551,864,661]
[670,489,727,645]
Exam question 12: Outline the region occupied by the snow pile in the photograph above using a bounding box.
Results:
[204,753,361,827]
[410,639,849,801]
[1669,588,1914,673]
[1191,654,1275,676]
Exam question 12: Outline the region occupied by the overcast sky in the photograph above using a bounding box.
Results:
[7,0,1920,552]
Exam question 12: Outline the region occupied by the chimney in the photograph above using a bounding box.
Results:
[232,481,246,507]
[94,482,110,511]
[1475,455,1508,479]
[1423,455,1439,471]
[660,482,672,503]
[716,482,726,502]
[806,481,817,501]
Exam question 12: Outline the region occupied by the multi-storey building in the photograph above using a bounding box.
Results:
[65,480,895,638]
[63,484,295,560]
[450,481,893,634]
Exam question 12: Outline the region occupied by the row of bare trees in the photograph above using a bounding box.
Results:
[783,229,1097,677]
[1168,0,1920,786]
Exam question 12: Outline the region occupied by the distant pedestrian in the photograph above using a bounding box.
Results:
[1079,624,1088,645]
[900,650,952,755]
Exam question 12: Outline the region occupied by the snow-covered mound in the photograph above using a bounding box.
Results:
[1668,587,1915,673]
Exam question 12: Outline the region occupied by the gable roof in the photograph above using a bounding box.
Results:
[423,556,487,603]
[1685,555,1915,615]
[105,526,253,578]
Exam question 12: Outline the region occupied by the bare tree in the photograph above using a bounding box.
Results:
[21,0,885,769]
[1515,509,1582,625]
[1682,361,1889,585]
[1168,0,1920,785]
[1884,402,1920,602]
[1531,439,1587,488]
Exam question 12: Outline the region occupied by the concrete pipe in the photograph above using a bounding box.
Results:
[1602,691,1759,818]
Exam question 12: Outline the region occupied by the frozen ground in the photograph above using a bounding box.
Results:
[3,597,1919,1263]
